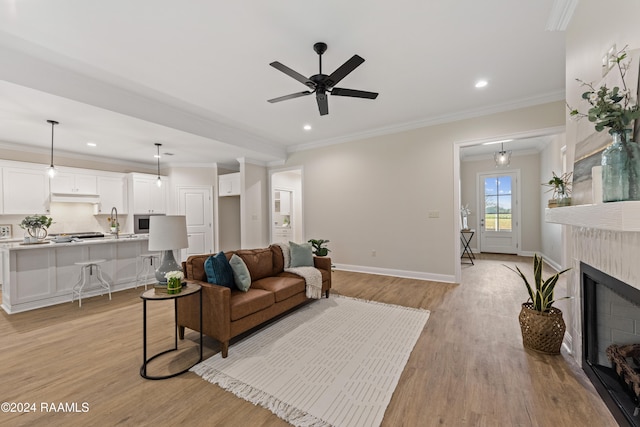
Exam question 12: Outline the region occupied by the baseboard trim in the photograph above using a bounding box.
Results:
[333,263,456,283]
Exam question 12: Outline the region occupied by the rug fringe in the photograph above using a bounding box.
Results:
[332,293,430,315]
[191,365,332,427]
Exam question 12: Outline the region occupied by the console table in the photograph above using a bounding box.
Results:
[140,283,202,380]
[460,229,475,265]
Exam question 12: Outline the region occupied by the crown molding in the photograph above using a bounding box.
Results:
[545,0,579,31]
[287,90,566,154]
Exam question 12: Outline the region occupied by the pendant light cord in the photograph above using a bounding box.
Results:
[47,120,58,167]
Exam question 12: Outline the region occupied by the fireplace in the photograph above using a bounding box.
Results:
[582,262,640,426]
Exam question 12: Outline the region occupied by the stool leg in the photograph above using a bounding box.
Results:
[73,266,88,308]
[95,265,112,301]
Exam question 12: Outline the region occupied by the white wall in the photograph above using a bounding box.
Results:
[460,152,542,254]
[240,160,269,249]
[285,101,565,280]
[539,133,565,267]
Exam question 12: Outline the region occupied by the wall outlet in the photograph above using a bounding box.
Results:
[0,225,11,239]
[371,249,376,257]
[428,211,440,218]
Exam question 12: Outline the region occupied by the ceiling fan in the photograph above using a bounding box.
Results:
[268,42,378,116]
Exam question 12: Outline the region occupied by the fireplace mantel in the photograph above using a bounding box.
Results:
[545,201,640,231]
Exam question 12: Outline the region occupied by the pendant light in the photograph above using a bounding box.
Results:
[494,142,511,168]
[155,143,162,187]
[46,120,59,178]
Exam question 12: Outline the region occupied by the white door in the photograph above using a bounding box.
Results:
[178,187,214,261]
[479,171,518,254]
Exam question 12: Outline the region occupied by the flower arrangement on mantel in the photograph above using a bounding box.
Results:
[567,45,640,133]
[568,45,640,202]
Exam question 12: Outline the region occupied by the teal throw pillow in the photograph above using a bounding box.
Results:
[289,241,314,267]
[204,252,236,289]
[229,254,251,292]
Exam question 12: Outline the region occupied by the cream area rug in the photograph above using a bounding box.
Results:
[191,295,430,427]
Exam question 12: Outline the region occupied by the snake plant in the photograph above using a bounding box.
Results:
[505,254,570,312]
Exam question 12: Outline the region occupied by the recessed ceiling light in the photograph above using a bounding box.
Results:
[475,80,488,88]
[303,124,312,131]
[86,142,97,147]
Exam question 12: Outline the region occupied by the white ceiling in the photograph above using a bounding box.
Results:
[0,0,566,168]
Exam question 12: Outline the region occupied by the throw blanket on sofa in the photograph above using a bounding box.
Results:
[275,243,323,299]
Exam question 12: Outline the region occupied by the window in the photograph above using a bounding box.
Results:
[484,176,512,232]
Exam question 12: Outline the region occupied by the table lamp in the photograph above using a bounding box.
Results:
[148,215,189,285]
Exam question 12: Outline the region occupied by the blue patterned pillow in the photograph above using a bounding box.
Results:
[204,252,236,289]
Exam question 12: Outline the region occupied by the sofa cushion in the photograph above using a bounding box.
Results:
[229,254,251,291]
[290,241,314,267]
[236,248,274,281]
[204,252,236,289]
[229,288,275,321]
[270,245,285,275]
[251,276,305,302]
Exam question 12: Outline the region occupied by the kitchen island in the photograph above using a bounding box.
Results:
[0,235,155,314]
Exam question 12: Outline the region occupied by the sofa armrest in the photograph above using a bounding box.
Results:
[177,279,231,343]
[313,256,332,272]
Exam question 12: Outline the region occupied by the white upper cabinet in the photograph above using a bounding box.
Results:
[128,174,166,214]
[95,175,127,214]
[2,166,50,214]
[219,172,240,197]
[50,172,97,195]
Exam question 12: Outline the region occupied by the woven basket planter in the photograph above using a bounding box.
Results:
[518,302,566,354]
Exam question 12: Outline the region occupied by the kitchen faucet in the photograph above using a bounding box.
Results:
[110,206,119,239]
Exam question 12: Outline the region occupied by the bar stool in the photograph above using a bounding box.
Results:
[71,259,111,307]
[136,253,160,289]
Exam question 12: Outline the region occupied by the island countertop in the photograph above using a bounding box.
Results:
[0,235,149,251]
[1,234,157,314]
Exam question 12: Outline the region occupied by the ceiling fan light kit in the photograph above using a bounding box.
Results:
[268,42,378,116]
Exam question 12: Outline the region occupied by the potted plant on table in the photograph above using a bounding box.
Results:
[308,239,331,257]
[505,254,570,354]
[543,172,573,208]
[19,215,53,242]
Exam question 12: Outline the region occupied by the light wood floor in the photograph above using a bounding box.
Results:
[0,255,617,426]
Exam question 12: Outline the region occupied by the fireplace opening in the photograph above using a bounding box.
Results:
[582,262,640,427]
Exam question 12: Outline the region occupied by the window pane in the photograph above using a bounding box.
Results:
[484,195,498,231]
[497,195,512,231]
[484,178,497,196]
[498,176,512,195]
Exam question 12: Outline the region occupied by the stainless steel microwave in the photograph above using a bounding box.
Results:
[133,213,165,234]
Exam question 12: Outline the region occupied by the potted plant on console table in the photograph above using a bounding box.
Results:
[505,254,570,354]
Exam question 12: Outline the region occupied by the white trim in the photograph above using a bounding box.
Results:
[334,263,455,284]
[545,0,579,31]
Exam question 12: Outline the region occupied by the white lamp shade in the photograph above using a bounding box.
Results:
[148,215,189,251]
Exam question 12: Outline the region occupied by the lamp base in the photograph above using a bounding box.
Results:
[155,250,182,285]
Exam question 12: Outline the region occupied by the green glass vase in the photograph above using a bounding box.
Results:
[601,129,640,202]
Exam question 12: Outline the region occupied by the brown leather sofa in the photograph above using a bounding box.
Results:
[177,245,331,358]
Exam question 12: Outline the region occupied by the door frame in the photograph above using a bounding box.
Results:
[268,166,304,244]
[453,125,565,283]
[476,169,521,254]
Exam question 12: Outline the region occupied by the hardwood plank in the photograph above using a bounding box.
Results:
[0,255,616,426]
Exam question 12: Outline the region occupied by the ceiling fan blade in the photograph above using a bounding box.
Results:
[324,55,365,88]
[316,91,328,116]
[267,91,312,103]
[331,87,379,99]
[269,61,315,88]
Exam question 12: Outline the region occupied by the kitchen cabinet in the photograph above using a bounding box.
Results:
[219,172,240,197]
[273,227,292,243]
[50,172,97,195]
[274,190,291,215]
[2,166,50,214]
[129,174,166,214]
[95,175,127,214]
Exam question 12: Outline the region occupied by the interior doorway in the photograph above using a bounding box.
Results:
[269,168,303,244]
[177,186,214,261]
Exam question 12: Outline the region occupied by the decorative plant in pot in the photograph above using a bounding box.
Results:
[543,171,573,208]
[505,254,570,354]
[308,239,331,257]
[19,215,53,241]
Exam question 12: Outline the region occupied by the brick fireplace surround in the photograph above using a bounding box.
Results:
[547,201,640,426]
